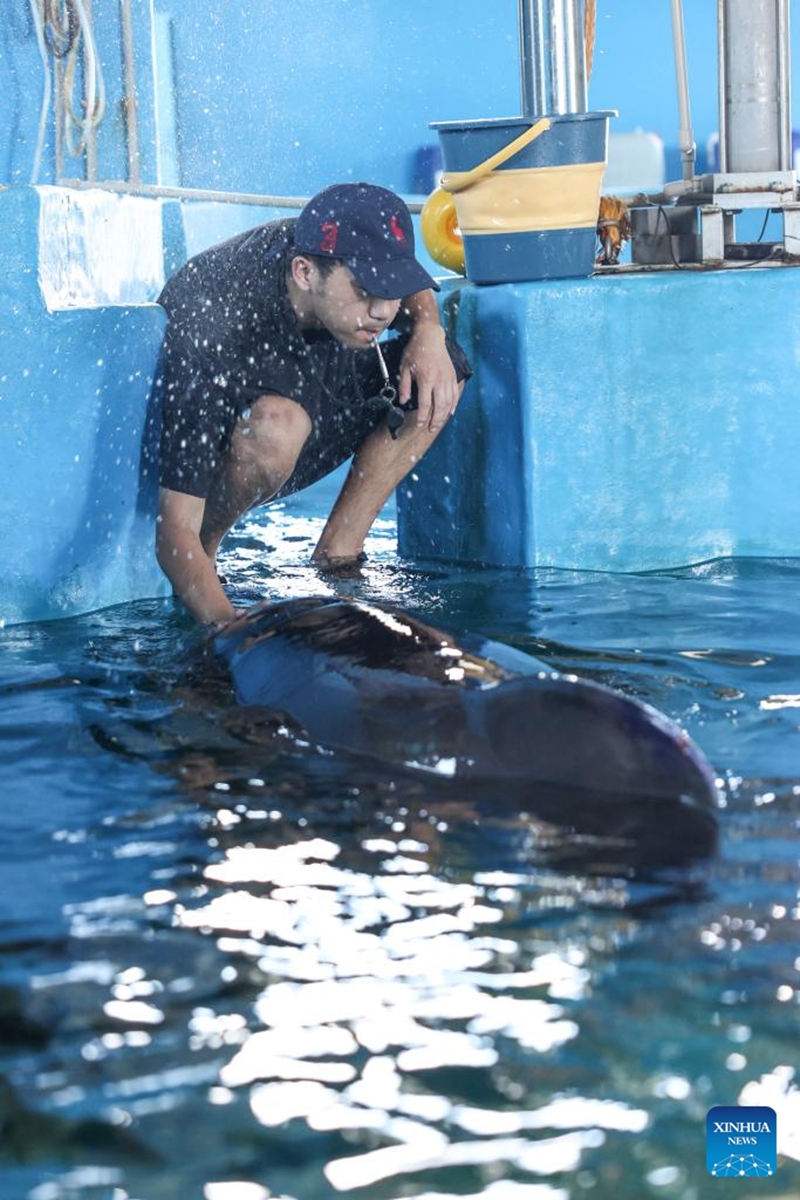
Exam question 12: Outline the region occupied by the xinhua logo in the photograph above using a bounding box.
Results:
[706,1105,777,1177]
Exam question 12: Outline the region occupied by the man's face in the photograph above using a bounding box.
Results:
[303,262,402,349]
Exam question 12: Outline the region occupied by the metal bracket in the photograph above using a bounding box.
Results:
[782,203,800,256]
[699,206,736,263]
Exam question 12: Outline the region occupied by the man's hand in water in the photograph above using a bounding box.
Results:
[312,550,368,578]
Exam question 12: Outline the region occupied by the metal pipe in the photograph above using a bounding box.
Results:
[670,0,696,181]
[549,1,567,113]
[119,0,141,184]
[717,0,727,171]
[550,0,587,114]
[57,177,437,215]
[57,179,316,209]
[518,0,547,117]
[777,0,792,170]
[55,57,66,182]
[517,0,587,117]
[719,0,786,173]
[562,0,587,112]
[83,0,98,181]
[8,175,424,236]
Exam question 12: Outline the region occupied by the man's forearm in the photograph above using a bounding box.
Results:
[313,416,439,562]
[400,288,444,330]
[156,525,234,625]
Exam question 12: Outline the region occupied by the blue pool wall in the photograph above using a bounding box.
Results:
[399,270,800,571]
[1,186,165,624]
[3,0,797,196]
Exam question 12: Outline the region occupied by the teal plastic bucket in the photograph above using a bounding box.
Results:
[431,111,613,283]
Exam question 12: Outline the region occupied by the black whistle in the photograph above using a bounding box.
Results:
[386,405,406,439]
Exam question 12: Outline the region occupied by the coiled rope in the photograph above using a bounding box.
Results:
[585,0,596,82]
[28,0,106,181]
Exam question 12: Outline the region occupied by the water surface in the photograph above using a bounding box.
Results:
[1,486,799,1200]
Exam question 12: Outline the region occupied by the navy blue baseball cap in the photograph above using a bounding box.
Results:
[294,182,440,300]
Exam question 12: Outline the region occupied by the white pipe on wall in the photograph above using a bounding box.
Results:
[670,0,696,181]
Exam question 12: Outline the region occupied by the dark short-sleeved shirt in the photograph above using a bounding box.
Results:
[155,218,471,499]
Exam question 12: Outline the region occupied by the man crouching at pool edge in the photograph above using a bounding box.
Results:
[153,181,472,626]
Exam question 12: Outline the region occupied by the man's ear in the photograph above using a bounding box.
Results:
[290,254,316,292]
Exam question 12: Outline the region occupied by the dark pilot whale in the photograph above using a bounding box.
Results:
[213,596,719,862]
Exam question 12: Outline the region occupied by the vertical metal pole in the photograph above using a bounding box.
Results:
[717,0,727,172]
[550,0,567,114]
[550,0,588,114]
[518,0,547,117]
[84,0,97,180]
[777,0,792,170]
[55,57,66,182]
[518,0,587,117]
[670,0,696,181]
[120,0,141,183]
[563,0,587,112]
[719,0,787,173]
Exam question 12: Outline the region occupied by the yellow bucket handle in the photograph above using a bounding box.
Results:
[441,117,552,194]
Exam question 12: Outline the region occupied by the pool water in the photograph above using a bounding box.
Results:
[1,480,799,1200]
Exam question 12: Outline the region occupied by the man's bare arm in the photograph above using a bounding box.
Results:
[156,487,235,625]
[313,380,464,565]
[397,290,460,431]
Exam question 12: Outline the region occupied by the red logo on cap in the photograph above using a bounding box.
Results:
[389,214,406,243]
[320,221,339,253]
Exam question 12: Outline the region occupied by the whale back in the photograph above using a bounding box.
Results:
[214,596,719,855]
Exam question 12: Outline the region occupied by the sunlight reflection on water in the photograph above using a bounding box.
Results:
[169,834,650,1195]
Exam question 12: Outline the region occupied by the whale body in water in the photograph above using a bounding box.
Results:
[214,596,719,863]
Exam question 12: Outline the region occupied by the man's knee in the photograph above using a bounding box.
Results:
[233,394,311,486]
[241,394,311,449]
